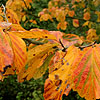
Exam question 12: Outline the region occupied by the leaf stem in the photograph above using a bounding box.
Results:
[23,38,44,45]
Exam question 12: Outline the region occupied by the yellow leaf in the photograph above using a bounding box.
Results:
[86,29,99,41]
[40,14,53,22]
[95,11,100,22]
[22,15,26,22]
[6,0,32,20]
[57,21,68,30]
[18,43,58,82]
[10,28,56,40]
[82,21,90,26]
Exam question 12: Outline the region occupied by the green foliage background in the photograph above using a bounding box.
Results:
[0,0,89,100]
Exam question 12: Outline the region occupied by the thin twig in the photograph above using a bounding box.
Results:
[59,39,67,52]
[79,41,96,50]
[2,4,8,23]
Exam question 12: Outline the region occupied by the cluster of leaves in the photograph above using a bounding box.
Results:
[1,0,100,100]
[39,0,100,42]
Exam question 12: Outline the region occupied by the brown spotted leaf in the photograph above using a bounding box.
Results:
[44,45,80,100]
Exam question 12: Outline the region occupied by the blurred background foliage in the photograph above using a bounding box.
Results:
[0,0,88,100]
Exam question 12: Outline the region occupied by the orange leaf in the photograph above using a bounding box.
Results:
[7,31,27,73]
[86,29,99,41]
[83,12,90,20]
[0,27,13,72]
[6,8,19,24]
[40,14,53,22]
[68,10,75,17]
[57,21,68,30]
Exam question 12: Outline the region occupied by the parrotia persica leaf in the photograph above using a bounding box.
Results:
[18,43,58,82]
[44,45,80,100]
[71,44,100,100]
[8,27,57,40]
[0,27,13,72]
[7,31,27,73]
[0,26,27,79]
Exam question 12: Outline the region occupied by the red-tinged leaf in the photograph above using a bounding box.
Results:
[73,19,79,27]
[83,12,90,21]
[49,31,83,49]
[71,44,100,100]
[0,27,13,72]
[7,31,27,73]
[63,34,83,47]
[44,45,80,100]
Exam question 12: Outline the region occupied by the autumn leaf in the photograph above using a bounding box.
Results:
[82,21,90,27]
[86,29,99,42]
[95,11,100,22]
[0,25,27,80]
[6,8,20,24]
[71,44,100,100]
[0,27,13,72]
[7,31,27,73]
[57,21,68,30]
[8,27,57,40]
[68,10,75,17]
[44,45,80,100]
[83,12,90,21]
[73,19,79,27]
[40,14,53,22]
[18,43,58,82]
[6,0,32,20]
[56,9,66,22]
[48,31,83,51]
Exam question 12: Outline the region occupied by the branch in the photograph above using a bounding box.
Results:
[79,41,96,50]
[59,39,67,52]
